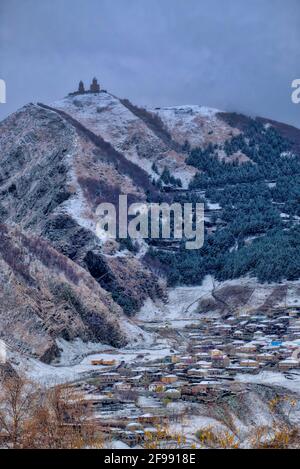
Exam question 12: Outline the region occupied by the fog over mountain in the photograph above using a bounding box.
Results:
[0,0,299,126]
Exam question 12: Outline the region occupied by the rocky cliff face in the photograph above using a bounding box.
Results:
[0,224,133,362]
[0,101,164,327]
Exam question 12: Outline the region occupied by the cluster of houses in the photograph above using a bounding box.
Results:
[74,308,300,447]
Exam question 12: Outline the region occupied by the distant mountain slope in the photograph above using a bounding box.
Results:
[52,92,198,187]
[150,105,240,148]
[219,112,300,155]
[1,91,300,360]
[0,101,164,319]
[0,224,137,362]
[150,114,300,286]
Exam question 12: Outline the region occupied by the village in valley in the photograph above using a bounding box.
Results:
[66,300,300,448]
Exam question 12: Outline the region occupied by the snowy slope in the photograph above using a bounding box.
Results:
[150,104,240,148]
[52,92,197,187]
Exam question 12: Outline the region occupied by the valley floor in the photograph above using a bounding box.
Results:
[9,276,300,449]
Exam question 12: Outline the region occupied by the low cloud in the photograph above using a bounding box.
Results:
[0,0,299,126]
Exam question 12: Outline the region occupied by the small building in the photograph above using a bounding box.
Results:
[211,350,230,368]
[91,359,103,366]
[91,358,117,366]
[161,374,178,385]
[138,414,161,425]
[164,388,181,399]
[257,353,276,363]
[190,382,211,394]
[278,358,299,371]
[171,355,180,364]
[289,310,298,318]
[102,359,117,366]
[97,373,120,384]
[236,344,257,354]
[195,352,211,361]
[239,359,260,368]
[114,382,132,392]
[187,368,209,377]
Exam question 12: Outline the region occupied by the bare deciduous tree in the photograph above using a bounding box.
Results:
[0,376,103,449]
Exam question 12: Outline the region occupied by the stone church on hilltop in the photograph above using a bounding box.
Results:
[89,77,100,93]
[69,77,101,96]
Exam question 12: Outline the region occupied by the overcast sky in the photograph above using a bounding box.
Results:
[0,0,299,126]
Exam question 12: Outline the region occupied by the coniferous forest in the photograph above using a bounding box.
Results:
[150,118,300,285]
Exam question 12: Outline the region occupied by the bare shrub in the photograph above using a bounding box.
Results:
[0,376,103,449]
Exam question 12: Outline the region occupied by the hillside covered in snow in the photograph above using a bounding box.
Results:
[1,87,300,363]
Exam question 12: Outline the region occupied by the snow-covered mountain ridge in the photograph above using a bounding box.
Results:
[1,89,300,362]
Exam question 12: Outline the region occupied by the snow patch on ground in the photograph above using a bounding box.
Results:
[137,275,216,323]
[150,104,224,148]
[152,105,220,124]
[207,201,222,211]
[11,333,171,387]
[53,93,163,175]
[56,142,99,235]
[52,94,198,188]
[120,317,155,347]
[138,275,300,325]
[236,370,300,395]
[55,338,110,366]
